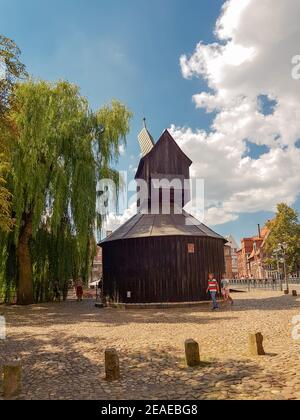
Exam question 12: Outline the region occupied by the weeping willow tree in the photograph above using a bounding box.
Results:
[0,35,27,234]
[30,218,95,303]
[2,79,131,305]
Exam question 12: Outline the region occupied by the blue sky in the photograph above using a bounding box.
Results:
[1,0,299,243]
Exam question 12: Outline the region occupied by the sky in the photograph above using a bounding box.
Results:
[1,0,300,244]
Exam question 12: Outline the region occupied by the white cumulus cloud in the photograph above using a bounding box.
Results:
[173,0,300,226]
[104,203,137,233]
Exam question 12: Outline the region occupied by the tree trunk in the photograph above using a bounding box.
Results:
[17,212,34,305]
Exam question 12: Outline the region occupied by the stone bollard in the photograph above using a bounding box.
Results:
[185,339,201,367]
[292,290,298,297]
[249,333,265,356]
[105,348,120,381]
[3,362,22,399]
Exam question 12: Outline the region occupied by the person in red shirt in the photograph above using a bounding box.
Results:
[206,273,220,311]
[75,279,84,302]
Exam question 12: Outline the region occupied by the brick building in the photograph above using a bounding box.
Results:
[90,246,103,284]
[225,235,239,278]
[90,231,112,285]
[224,244,233,278]
[237,224,277,279]
[237,238,255,278]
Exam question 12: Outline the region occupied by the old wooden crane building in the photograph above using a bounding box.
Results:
[100,127,226,304]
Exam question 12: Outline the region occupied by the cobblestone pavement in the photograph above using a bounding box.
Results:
[0,291,300,400]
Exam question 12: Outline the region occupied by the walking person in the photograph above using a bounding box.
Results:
[221,274,234,306]
[75,279,84,302]
[206,273,220,311]
[53,281,61,302]
[96,277,103,302]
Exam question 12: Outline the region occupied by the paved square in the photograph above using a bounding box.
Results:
[0,291,300,400]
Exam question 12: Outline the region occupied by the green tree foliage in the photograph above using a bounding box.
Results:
[0,79,132,305]
[265,203,300,274]
[0,35,26,234]
[0,35,27,118]
[0,160,13,232]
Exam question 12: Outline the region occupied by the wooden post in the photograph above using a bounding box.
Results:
[292,290,298,297]
[249,333,265,356]
[185,339,200,367]
[3,362,22,398]
[284,289,289,295]
[105,348,120,381]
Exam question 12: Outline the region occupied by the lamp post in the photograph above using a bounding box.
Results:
[247,260,251,291]
[278,242,289,294]
[273,249,282,292]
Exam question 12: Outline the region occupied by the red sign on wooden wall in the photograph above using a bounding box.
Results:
[188,243,195,254]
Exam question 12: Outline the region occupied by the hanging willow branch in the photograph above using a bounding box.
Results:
[0,159,13,233]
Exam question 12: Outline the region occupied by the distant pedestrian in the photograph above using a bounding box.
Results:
[221,274,234,306]
[98,277,103,292]
[53,281,61,302]
[96,277,103,302]
[75,279,84,302]
[206,273,220,311]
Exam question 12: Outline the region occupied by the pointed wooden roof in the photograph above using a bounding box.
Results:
[135,130,192,180]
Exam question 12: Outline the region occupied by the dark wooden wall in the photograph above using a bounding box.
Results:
[102,236,225,304]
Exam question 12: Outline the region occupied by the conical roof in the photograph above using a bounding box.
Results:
[101,211,225,244]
